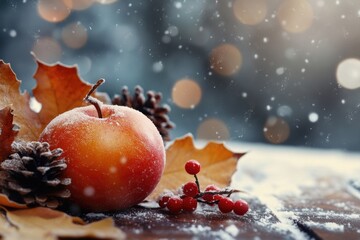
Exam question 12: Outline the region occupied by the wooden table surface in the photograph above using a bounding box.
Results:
[86,143,360,239]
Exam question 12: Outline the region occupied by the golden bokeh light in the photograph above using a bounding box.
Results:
[63,0,94,10]
[277,0,314,33]
[172,79,202,109]
[62,22,88,49]
[209,44,242,76]
[263,116,290,144]
[32,37,62,63]
[197,118,230,141]
[336,58,360,89]
[233,0,267,25]
[37,0,71,23]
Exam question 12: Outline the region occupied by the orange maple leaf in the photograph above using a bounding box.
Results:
[33,59,93,127]
[0,61,41,141]
[0,193,27,209]
[0,59,104,142]
[149,134,245,200]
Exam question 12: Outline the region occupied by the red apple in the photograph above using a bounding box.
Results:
[39,104,165,212]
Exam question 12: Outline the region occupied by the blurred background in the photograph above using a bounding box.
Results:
[1,0,360,151]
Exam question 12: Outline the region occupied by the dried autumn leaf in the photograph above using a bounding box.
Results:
[0,61,41,141]
[0,211,17,239]
[33,59,93,127]
[149,134,245,200]
[3,207,125,240]
[0,193,27,209]
[0,107,18,161]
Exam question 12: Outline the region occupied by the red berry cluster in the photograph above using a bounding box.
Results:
[158,160,249,215]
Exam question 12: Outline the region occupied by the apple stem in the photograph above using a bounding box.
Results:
[84,79,105,118]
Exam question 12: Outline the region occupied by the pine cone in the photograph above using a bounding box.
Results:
[0,141,71,209]
[112,85,175,141]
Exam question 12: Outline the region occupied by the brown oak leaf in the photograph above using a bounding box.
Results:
[0,207,125,240]
[149,134,245,200]
[33,59,93,127]
[0,107,18,161]
[0,61,41,141]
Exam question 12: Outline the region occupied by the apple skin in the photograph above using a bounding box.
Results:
[39,105,165,212]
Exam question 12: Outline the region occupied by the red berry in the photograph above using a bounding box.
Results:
[167,197,183,214]
[202,185,220,202]
[213,194,224,202]
[185,160,201,175]
[183,182,199,197]
[158,195,170,208]
[233,199,249,215]
[182,197,197,212]
[218,197,234,213]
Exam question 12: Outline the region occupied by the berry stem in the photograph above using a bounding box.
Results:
[194,174,201,193]
[197,189,242,198]
[84,79,105,118]
[197,199,220,205]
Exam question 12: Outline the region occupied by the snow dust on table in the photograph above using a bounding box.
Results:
[231,142,360,239]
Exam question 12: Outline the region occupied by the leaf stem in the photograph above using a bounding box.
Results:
[84,79,105,118]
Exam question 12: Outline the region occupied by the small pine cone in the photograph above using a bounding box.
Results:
[112,85,175,141]
[0,141,71,209]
